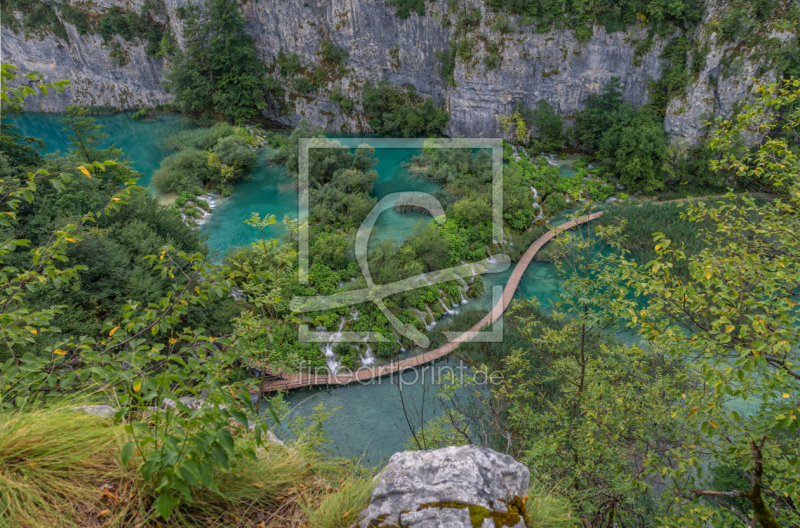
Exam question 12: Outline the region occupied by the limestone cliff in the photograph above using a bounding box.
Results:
[2,0,796,141]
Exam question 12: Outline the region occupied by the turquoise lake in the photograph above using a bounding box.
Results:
[11,111,573,464]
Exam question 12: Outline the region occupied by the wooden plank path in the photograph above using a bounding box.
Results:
[254,212,604,394]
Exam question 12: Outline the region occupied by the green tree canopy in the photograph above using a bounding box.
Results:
[165,0,267,122]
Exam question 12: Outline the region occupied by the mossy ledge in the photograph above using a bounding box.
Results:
[417,496,528,528]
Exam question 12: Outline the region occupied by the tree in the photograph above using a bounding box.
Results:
[0,66,281,520]
[613,80,800,527]
[573,77,625,153]
[151,149,218,193]
[165,0,267,122]
[530,99,563,152]
[59,105,140,184]
[361,81,449,136]
[60,105,114,163]
[599,105,667,192]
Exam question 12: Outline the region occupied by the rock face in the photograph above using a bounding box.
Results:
[355,445,530,528]
[662,1,793,143]
[3,0,795,140]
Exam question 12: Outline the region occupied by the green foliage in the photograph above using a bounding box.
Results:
[329,87,356,113]
[484,0,703,34]
[387,0,425,18]
[165,122,235,151]
[151,149,216,193]
[598,105,667,193]
[572,77,624,153]
[294,77,315,94]
[361,81,449,136]
[165,0,267,122]
[541,192,566,216]
[435,43,457,87]
[483,41,502,70]
[277,48,304,77]
[212,135,257,180]
[612,80,800,528]
[529,99,563,152]
[319,39,349,64]
[648,35,691,118]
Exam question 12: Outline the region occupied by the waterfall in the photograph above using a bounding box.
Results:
[410,308,429,328]
[196,192,220,226]
[230,288,246,301]
[320,310,359,374]
[360,337,376,366]
[439,297,457,316]
[543,153,560,167]
[459,287,468,304]
[530,185,539,201]
[424,304,437,330]
[321,316,346,374]
[394,331,406,352]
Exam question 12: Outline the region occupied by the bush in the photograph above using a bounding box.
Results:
[598,106,667,193]
[542,193,566,216]
[131,108,149,120]
[295,77,315,94]
[165,123,235,151]
[151,149,217,193]
[277,48,303,76]
[387,0,425,18]
[361,81,449,136]
[213,136,257,178]
[319,40,349,64]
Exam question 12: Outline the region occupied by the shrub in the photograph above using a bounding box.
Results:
[361,80,449,136]
[387,0,425,18]
[319,39,349,64]
[277,48,303,76]
[295,77,315,94]
[165,123,235,151]
[542,193,566,216]
[151,149,217,193]
[213,136,257,178]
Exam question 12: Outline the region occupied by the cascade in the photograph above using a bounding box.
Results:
[394,331,406,352]
[439,297,457,316]
[360,337,376,367]
[424,304,437,330]
[459,287,468,304]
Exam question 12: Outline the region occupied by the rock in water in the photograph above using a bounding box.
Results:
[355,445,529,528]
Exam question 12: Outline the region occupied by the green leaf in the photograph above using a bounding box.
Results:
[155,492,178,520]
[121,441,135,466]
[216,428,234,453]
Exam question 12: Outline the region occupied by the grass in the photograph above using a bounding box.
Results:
[0,405,132,528]
[0,405,374,528]
[526,480,578,527]
[300,473,375,528]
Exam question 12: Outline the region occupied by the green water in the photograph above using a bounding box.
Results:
[8,111,194,188]
[11,112,574,464]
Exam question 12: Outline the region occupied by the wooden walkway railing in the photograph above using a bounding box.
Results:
[254,212,604,393]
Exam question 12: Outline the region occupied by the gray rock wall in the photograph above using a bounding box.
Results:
[662,0,795,143]
[2,0,794,140]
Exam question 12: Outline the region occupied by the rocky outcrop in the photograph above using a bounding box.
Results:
[3,0,795,140]
[355,445,530,528]
[662,1,796,144]
[2,0,172,112]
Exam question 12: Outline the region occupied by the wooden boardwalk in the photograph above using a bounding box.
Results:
[255,212,604,393]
